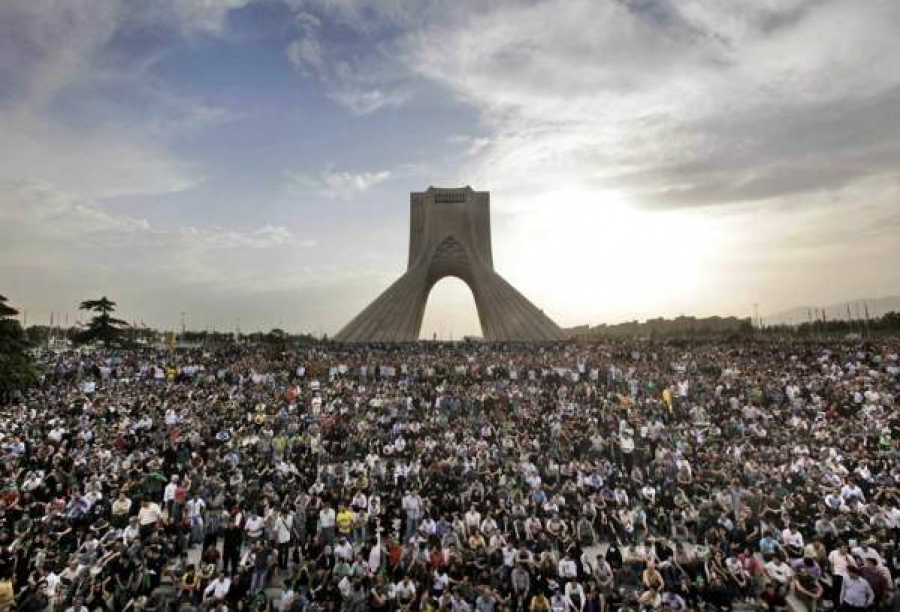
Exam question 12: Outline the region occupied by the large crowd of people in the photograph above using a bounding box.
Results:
[1,338,898,612]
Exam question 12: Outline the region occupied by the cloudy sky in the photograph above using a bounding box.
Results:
[2,0,899,337]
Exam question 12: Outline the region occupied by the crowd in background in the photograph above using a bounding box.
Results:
[1,339,898,612]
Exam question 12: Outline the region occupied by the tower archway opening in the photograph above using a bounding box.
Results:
[419,276,482,341]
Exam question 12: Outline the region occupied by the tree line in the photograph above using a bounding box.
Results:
[759,311,900,336]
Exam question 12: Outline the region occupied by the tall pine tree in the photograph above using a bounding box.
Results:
[0,294,36,402]
[75,296,129,346]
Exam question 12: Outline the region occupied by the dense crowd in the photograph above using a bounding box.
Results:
[1,339,898,612]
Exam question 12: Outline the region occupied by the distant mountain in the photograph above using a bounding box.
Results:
[762,295,900,326]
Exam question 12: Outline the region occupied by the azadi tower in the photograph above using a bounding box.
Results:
[335,186,565,342]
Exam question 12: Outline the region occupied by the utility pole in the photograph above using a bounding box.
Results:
[753,303,759,331]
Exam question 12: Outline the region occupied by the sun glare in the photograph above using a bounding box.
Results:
[498,189,721,324]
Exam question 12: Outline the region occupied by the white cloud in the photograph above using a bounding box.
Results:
[287,37,325,75]
[178,225,307,250]
[0,180,308,251]
[286,167,391,200]
[0,108,201,200]
[397,0,900,207]
[0,181,151,238]
[0,0,248,201]
[282,1,418,114]
[327,87,410,115]
[282,0,900,207]
[167,0,256,34]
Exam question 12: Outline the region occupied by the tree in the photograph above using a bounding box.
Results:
[75,296,129,346]
[0,294,36,402]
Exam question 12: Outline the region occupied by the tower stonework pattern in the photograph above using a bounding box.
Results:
[335,186,565,342]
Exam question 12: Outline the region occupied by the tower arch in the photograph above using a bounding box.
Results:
[335,187,565,342]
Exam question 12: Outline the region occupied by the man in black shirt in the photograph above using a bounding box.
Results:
[222,517,243,575]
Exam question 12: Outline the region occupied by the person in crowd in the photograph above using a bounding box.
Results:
[840,565,875,612]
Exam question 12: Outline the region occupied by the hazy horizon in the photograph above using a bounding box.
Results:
[2,1,899,338]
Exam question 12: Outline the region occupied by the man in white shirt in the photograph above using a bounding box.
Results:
[163,476,179,511]
[781,526,804,553]
[464,506,482,535]
[244,511,265,544]
[186,495,207,545]
[765,558,794,593]
[395,576,416,609]
[111,491,132,527]
[274,509,293,568]
[165,407,178,427]
[64,596,88,612]
[334,537,354,563]
[123,517,141,545]
[851,540,883,566]
[137,499,162,538]
[318,505,336,544]
[840,481,865,504]
[204,573,231,602]
[401,491,423,542]
[557,554,578,580]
